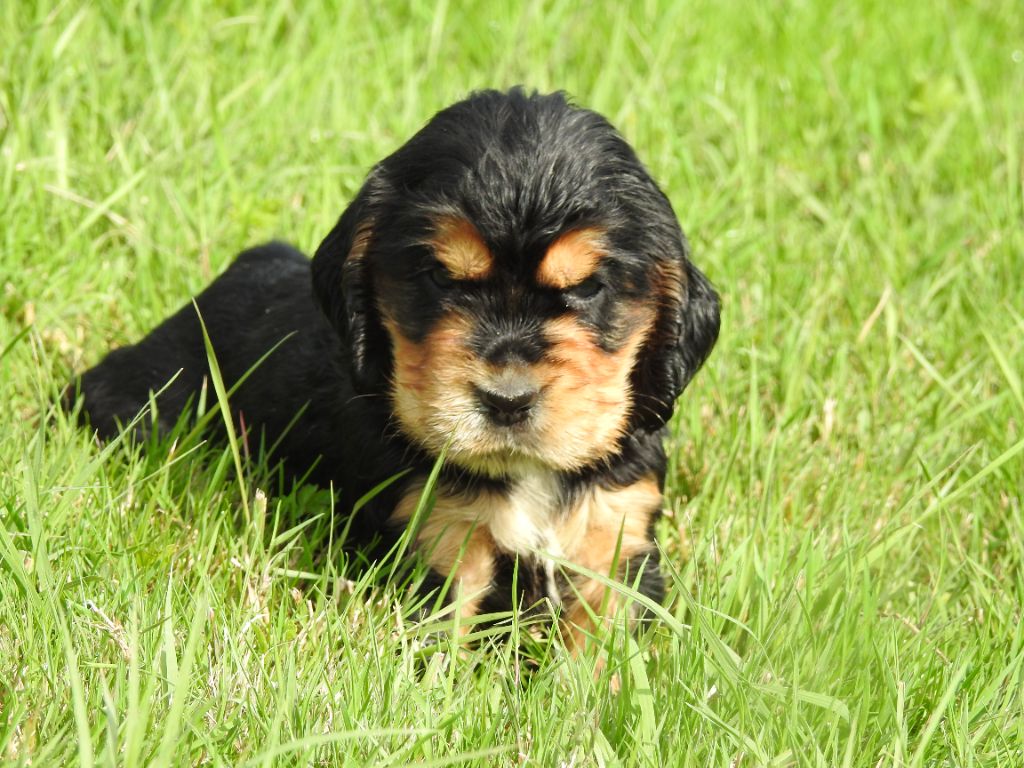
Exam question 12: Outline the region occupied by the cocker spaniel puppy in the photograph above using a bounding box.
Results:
[75,88,720,644]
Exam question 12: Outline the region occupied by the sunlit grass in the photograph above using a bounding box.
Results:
[2,0,1022,764]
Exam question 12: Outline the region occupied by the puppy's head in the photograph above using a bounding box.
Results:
[313,89,719,477]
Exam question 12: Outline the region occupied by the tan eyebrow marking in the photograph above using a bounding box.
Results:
[430,217,494,281]
[536,227,608,289]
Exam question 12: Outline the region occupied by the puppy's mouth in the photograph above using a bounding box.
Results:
[443,374,552,476]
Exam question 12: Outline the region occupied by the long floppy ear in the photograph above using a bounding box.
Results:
[631,235,721,430]
[311,171,391,393]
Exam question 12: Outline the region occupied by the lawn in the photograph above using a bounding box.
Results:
[2,1,1022,765]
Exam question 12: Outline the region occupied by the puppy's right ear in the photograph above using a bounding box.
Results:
[312,171,391,393]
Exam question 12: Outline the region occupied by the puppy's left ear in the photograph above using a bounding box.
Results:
[631,232,721,430]
[311,170,391,393]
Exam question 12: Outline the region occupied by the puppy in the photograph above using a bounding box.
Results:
[74,88,720,644]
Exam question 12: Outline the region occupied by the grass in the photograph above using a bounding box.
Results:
[2,0,1023,764]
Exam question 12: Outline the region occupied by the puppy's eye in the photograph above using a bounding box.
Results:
[428,265,454,290]
[564,277,604,302]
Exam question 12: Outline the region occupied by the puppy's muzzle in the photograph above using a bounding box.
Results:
[474,371,540,427]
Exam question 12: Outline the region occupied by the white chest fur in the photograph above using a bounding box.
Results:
[478,473,565,605]
[389,469,660,617]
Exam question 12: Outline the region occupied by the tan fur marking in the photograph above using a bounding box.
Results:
[536,228,608,289]
[658,256,686,294]
[349,221,374,261]
[556,476,662,650]
[532,312,655,468]
[384,312,488,456]
[431,217,493,281]
[391,485,497,621]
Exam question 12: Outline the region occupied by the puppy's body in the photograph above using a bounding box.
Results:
[78,242,670,623]
[77,243,409,536]
[75,89,720,641]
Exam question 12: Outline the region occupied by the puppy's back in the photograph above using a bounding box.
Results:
[71,243,347,469]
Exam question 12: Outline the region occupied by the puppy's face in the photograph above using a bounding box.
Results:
[313,90,720,477]
[377,217,655,475]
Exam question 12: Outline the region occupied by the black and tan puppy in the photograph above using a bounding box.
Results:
[75,88,720,644]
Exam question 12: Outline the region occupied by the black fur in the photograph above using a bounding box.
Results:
[71,88,720,615]
[73,242,415,538]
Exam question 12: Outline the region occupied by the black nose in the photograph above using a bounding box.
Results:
[475,384,539,426]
